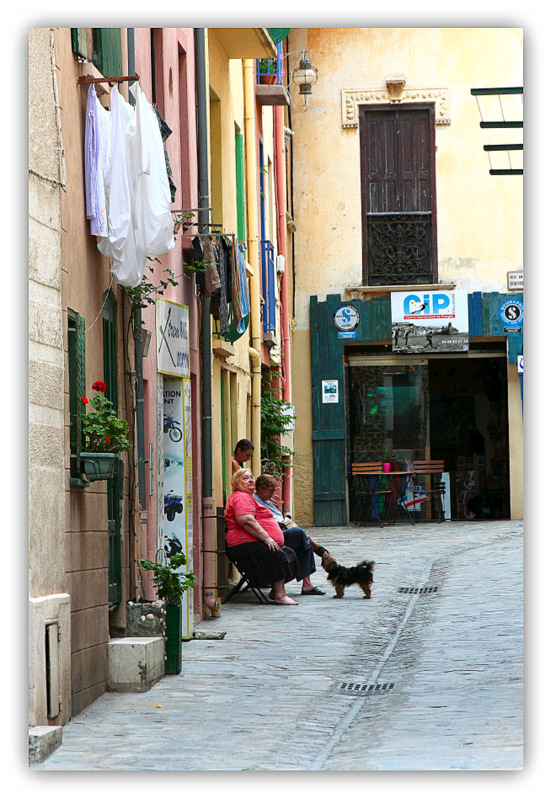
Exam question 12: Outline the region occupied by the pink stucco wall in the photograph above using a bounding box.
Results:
[135,29,202,615]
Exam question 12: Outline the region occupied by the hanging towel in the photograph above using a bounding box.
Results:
[97,85,143,287]
[227,242,250,341]
[202,234,222,298]
[131,82,175,258]
[96,84,175,288]
[84,85,111,237]
[154,107,177,203]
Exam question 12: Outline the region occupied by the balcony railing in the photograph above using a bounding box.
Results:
[256,42,284,85]
[261,239,276,337]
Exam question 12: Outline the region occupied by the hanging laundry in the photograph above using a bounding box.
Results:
[97,85,142,286]
[202,234,222,298]
[84,84,111,237]
[227,241,250,342]
[217,236,233,337]
[131,82,175,258]
[92,84,175,289]
[154,107,177,204]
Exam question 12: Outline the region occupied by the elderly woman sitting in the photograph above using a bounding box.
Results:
[225,468,299,605]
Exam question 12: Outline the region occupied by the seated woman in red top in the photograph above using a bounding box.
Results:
[226,468,298,605]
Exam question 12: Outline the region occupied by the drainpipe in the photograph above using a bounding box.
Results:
[274,104,292,514]
[195,28,218,616]
[243,59,262,477]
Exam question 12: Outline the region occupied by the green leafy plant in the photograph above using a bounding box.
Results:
[81,381,131,453]
[258,57,277,74]
[260,368,296,478]
[379,446,396,463]
[122,260,184,310]
[140,553,197,606]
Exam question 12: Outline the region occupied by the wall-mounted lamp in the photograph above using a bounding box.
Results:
[292,51,318,98]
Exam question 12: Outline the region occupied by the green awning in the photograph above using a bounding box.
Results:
[268,28,290,45]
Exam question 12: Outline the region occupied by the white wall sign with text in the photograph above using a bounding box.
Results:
[156,299,190,377]
[322,380,339,404]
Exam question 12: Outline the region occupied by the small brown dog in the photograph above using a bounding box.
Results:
[321,552,375,599]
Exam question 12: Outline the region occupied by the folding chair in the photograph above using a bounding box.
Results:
[412,460,446,523]
[351,462,392,527]
[223,546,270,604]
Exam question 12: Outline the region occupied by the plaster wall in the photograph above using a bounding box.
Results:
[53,28,134,715]
[134,28,202,613]
[288,27,523,331]
[28,26,71,727]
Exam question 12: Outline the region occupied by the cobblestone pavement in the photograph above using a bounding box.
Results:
[32,520,523,772]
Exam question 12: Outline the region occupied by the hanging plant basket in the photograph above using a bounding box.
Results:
[79,452,119,482]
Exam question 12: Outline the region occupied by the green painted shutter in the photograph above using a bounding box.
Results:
[71,28,88,59]
[93,28,123,77]
[310,295,347,526]
[103,291,122,608]
[235,128,246,245]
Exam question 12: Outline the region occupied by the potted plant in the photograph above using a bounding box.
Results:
[140,552,197,674]
[380,447,396,473]
[258,57,278,84]
[79,380,131,481]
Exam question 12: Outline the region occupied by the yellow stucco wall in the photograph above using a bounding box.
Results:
[287,28,523,524]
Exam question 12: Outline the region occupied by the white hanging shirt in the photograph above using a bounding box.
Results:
[131,82,175,257]
[96,84,175,288]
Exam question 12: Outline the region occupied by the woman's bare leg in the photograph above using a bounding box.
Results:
[272,580,298,605]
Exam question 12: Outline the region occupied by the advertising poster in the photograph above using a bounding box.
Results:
[162,378,193,638]
[391,290,469,353]
[156,300,193,636]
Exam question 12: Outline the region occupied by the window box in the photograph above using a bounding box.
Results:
[80,452,119,482]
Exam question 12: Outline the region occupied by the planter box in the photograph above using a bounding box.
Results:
[80,452,119,482]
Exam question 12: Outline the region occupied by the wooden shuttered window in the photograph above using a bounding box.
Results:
[93,28,123,77]
[360,104,438,286]
[71,28,88,59]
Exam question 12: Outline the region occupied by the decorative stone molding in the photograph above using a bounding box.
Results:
[342,84,451,128]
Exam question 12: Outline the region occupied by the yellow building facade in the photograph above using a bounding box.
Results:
[287,28,523,525]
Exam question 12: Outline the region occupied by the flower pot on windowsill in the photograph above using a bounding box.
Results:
[80,452,119,482]
[259,74,277,85]
[383,462,391,473]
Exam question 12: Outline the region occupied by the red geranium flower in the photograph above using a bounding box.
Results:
[105,437,110,442]
[81,396,89,404]
[92,380,107,393]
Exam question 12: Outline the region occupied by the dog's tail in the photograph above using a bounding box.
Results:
[357,560,375,571]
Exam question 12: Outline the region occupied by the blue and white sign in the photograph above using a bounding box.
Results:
[391,291,469,353]
[333,304,360,332]
[499,299,523,328]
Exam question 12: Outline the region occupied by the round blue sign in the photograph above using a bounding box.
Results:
[499,299,523,327]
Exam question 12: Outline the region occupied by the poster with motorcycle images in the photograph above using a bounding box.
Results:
[162,377,193,638]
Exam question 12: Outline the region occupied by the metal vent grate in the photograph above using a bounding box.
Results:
[337,681,395,696]
[398,586,439,594]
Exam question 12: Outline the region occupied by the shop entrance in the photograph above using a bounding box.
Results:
[346,351,510,521]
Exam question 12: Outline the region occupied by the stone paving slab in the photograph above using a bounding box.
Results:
[31,520,523,772]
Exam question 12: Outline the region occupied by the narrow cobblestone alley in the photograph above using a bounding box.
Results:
[30,520,524,775]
